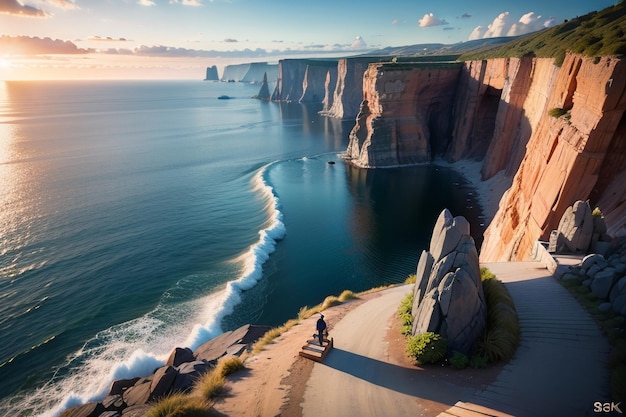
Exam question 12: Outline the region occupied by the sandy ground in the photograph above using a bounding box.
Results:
[212,286,503,417]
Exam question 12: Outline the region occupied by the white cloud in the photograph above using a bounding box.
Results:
[169,0,204,6]
[418,13,449,28]
[49,0,79,9]
[351,35,367,50]
[469,11,558,40]
[138,0,156,6]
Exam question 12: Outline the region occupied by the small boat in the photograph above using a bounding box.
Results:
[217,95,232,100]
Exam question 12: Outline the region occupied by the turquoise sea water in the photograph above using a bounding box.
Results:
[0,80,482,416]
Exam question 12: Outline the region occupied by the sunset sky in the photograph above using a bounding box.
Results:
[0,0,618,80]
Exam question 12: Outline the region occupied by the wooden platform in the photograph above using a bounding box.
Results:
[298,337,333,362]
[438,402,515,417]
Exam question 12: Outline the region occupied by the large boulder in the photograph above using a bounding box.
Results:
[194,324,271,363]
[550,200,595,254]
[411,209,487,355]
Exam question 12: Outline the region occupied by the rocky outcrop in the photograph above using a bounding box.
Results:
[411,209,487,355]
[560,240,626,315]
[480,54,626,261]
[61,324,270,417]
[204,65,219,81]
[548,200,611,255]
[346,62,462,167]
[254,72,272,100]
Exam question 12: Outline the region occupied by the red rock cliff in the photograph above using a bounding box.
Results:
[345,62,462,167]
[480,54,626,261]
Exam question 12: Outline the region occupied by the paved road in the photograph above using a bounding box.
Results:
[301,285,474,417]
[467,262,611,417]
[301,261,612,417]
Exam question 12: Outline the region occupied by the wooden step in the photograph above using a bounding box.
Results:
[299,337,333,362]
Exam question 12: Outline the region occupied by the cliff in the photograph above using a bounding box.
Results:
[271,59,338,103]
[221,62,277,84]
[344,53,626,261]
[480,54,626,261]
[345,62,462,167]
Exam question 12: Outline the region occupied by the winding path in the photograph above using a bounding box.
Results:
[301,261,612,417]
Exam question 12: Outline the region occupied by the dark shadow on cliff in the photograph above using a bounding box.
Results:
[321,348,473,404]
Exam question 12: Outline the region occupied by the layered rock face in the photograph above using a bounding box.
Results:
[480,54,626,261]
[411,209,487,355]
[221,62,277,83]
[346,62,462,167]
[271,59,338,103]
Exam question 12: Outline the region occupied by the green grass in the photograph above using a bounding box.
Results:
[405,332,447,365]
[473,268,520,363]
[459,2,626,64]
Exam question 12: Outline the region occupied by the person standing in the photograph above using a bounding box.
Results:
[316,313,327,346]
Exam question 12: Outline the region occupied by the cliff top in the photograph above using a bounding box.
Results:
[459,2,626,65]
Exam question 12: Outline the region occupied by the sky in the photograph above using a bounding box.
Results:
[0,0,619,80]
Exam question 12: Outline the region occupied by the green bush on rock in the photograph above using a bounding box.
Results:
[406,332,447,365]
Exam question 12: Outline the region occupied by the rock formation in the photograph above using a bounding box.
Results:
[337,53,625,260]
[61,324,270,417]
[346,62,462,167]
[548,200,610,254]
[411,209,487,355]
[254,72,272,101]
[204,65,219,81]
[271,59,338,103]
[480,54,626,261]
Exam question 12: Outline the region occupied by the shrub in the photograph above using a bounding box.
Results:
[469,355,488,369]
[194,369,226,400]
[548,107,568,118]
[145,394,212,417]
[449,351,469,369]
[475,268,520,363]
[216,357,245,377]
[404,274,417,284]
[338,290,359,302]
[398,292,414,329]
[406,332,447,365]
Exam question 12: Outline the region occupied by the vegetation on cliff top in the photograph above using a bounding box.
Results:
[459,2,626,65]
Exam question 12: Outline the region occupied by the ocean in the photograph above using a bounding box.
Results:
[0,80,483,416]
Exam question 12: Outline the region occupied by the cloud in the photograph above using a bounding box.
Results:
[137,0,156,6]
[443,27,456,31]
[49,0,79,9]
[461,13,471,19]
[469,11,558,40]
[351,35,367,50]
[418,13,449,28]
[223,38,238,43]
[0,35,88,54]
[87,36,129,42]
[169,0,203,6]
[0,0,49,17]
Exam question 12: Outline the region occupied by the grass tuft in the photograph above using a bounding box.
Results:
[144,394,214,417]
[215,357,245,377]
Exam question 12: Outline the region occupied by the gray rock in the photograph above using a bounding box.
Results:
[429,209,470,262]
[150,365,178,400]
[122,378,151,407]
[557,200,594,253]
[582,279,592,287]
[100,412,121,417]
[591,269,617,299]
[109,377,140,397]
[121,404,153,417]
[101,395,124,411]
[612,293,626,315]
[581,253,606,271]
[598,303,613,312]
[560,272,582,281]
[166,347,194,367]
[410,209,486,355]
[173,361,211,392]
[413,250,434,306]
[587,264,605,278]
[194,324,270,363]
[61,402,105,417]
[610,276,626,302]
[615,263,626,274]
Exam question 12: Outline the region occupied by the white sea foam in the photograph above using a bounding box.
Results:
[25,163,286,417]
